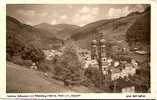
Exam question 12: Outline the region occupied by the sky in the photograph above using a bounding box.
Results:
[6,4,148,26]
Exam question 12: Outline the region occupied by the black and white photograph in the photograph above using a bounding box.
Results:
[6,4,150,93]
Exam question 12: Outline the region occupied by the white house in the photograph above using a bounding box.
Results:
[122,86,135,93]
[43,49,62,61]
[111,62,136,81]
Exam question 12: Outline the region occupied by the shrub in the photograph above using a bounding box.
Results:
[23,60,33,67]
[84,67,101,87]
[38,61,51,72]
[12,55,24,65]
[81,76,95,87]
[6,53,12,61]
[21,43,45,64]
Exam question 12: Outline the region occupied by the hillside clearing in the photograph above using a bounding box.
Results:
[6,62,103,93]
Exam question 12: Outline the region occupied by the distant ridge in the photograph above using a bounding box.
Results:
[34,23,80,40]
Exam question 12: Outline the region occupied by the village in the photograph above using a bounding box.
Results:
[41,44,143,93]
[6,4,150,93]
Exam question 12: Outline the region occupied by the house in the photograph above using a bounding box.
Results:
[131,59,138,68]
[114,61,120,67]
[83,60,98,69]
[43,49,62,61]
[122,86,135,93]
[111,62,136,81]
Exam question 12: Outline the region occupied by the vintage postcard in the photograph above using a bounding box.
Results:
[0,0,157,99]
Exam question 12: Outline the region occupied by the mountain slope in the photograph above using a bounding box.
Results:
[7,61,103,93]
[70,10,147,49]
[6,61,74,93]
[7,16,62,50]
[35,23,80,40]
[126,7,150,45]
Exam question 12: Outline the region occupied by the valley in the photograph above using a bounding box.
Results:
[6,5,150,93]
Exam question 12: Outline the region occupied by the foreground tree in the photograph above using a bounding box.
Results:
[54,41,83,86]
[22,43,45,63]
